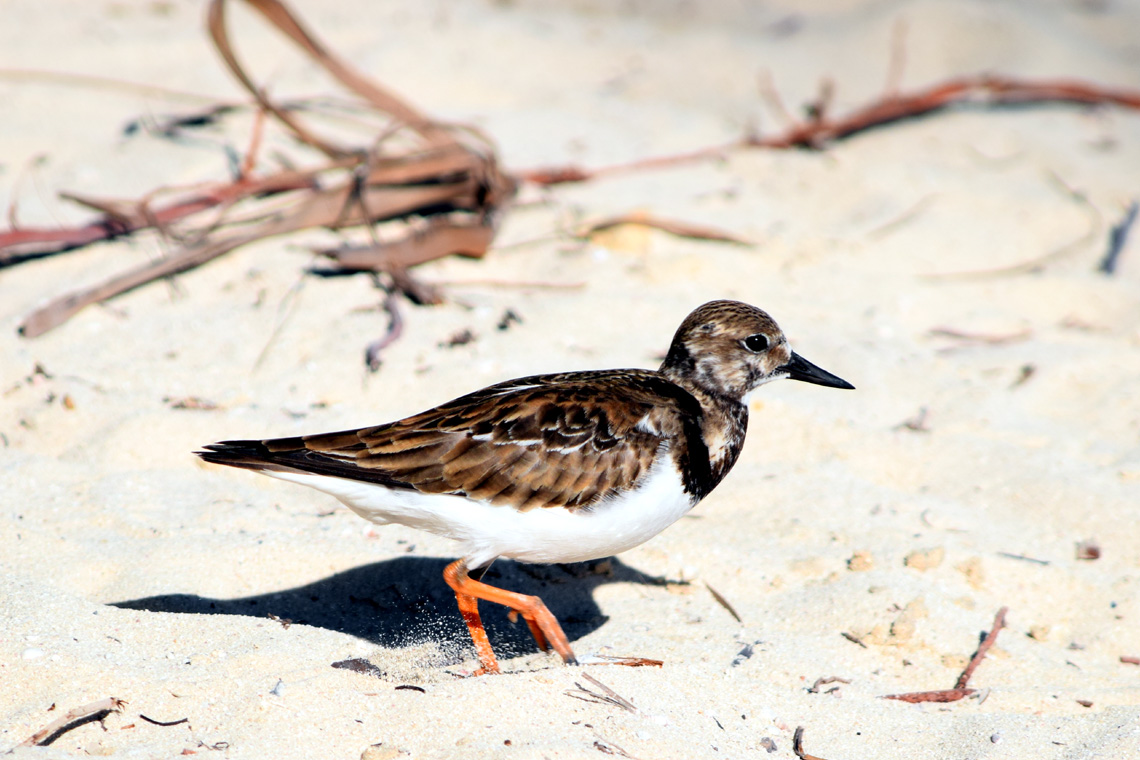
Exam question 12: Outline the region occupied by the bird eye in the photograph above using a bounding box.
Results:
[743,334,769,353]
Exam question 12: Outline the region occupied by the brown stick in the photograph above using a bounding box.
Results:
[0,171,317,261]
[207,0,458,155]
[0,146,485,261]
[18,181,475,337]
[882,606,1008,704]
[793,727,830,760]
[21,698,126,747]
[520,75,1140,186]
[8,0,514,343]
[316,219,494,272]
[364,291,404,372]
[956,606,1008,690]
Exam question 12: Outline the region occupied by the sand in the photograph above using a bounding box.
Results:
[3,0,1140,757]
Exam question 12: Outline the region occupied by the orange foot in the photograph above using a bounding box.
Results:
[443,559,578,675]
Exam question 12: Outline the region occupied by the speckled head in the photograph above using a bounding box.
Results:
[661,300,854,400]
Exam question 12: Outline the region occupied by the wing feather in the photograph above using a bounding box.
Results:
[199,370,697,511]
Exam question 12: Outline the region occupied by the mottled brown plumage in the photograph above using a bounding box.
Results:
[197,300,854,674]
[200,301,851,515]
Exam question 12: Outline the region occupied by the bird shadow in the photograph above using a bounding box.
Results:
[111,556,674,667]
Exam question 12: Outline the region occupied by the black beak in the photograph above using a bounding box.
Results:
[781,352,854,389]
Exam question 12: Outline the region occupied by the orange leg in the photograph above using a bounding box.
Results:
[443,559,578,672]
[453,591,500,675]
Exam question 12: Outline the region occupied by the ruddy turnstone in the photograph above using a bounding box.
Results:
[197,300,852,673]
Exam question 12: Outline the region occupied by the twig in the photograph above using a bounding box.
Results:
[881,688,976,703]
[364,289,405,372]
[592,734,636,758]
[21,698,126,747]
[841,632,868,649]
[807,676,851,694]
[703,581,743,623]
[793,727,830,760]
[1120,655,1140,666]
[139,714,189,727]
[883,607,1008,703]
[1099,200,1138,274]
[520,74,1140,186]
[7,0,513,342]
[565,673,637,713]
[998,551,1049,566]
[956,607,1008,690]
[577,654,663,668]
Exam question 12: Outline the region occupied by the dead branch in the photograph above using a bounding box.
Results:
[520,75,1140,186]
[1100,200,1138,275]
[807,676,851,694]
[703,581,743,623]
[364,290,405,371]
[5,0,514,339]
[883,606,1008,703]
[793,727,830,760]
[564,673,638,713]
[315,218,494,273]
[6,3,1140,347]
[21,697,126,747]
[955,606,1008,690]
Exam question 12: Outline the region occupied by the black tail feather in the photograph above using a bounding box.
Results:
[195,439,412,489]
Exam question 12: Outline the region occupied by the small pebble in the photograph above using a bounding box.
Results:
[990,732,1002,744]
[270,679,285,697]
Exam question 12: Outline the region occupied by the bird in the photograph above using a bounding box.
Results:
[197,300,853,674]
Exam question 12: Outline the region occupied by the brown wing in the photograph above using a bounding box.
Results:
[198,370,693,511]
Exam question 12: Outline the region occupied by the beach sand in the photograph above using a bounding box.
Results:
[2,1,1140,757]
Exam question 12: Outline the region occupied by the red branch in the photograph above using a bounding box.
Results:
[883,606,1008,704]
[519,75,1140,186]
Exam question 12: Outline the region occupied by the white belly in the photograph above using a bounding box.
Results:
[264,459,696,568]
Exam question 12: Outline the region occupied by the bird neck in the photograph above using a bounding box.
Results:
[663,371,750,499]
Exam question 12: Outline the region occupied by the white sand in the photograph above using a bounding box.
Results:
[3,1,1140,757]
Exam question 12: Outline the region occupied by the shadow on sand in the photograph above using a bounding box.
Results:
[111,556,673,664]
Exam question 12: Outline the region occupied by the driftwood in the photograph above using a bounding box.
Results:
[4,0,1140,347]
[4,0,514,349]
[20,698,126,748]
[520,75,1140,185]
[883,606,1008,703]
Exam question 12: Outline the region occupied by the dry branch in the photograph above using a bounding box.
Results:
[20,698,126,747]
[520,75,1140,186]
[1100,200,1138,275]
[883,606,1008,703]
[5,2,1140,346]
[792,727,830,760]
[5,0,514,343]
